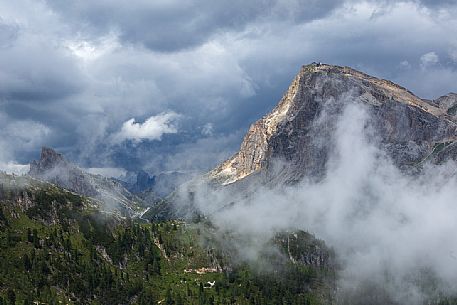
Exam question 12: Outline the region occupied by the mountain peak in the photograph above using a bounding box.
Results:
[40,146,65,165]
[28,147,100,197]
[209,63,457,185]
[29,146,67,176]
[300,63,446,117]
[28,147,147,213]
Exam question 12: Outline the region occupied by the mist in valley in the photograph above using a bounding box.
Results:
[182,103,457,304]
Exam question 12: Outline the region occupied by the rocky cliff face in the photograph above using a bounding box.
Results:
[209,63,457,185]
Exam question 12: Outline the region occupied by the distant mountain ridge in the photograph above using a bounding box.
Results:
[117,169,194,198]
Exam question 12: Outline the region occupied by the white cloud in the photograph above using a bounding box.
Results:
[3,120,51,149]
[112,111,180,143]
[399,60,411,69]
[201,122,214,136]
[0,117,52,171]
[0,118,51,162]
[450,48,457,63]
[65,32,121,62]
[420,51,439,69]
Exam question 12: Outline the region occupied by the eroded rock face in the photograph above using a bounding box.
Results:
[209,63,457,185]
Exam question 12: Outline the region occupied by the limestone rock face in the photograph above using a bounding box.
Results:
[209,63,457,185]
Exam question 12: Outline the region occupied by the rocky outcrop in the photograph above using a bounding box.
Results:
[122,170,156,194]
[29,147,66,174]
[433,93,457,115]
[209,63,457,185]
[275,231,334,268]
[118,170,192,199]
[29,147,146,215]
[30,147,98,197]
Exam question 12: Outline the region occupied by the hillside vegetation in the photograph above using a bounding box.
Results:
[0,173,335,305]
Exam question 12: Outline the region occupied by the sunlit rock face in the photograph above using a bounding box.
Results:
[209,63,457,186]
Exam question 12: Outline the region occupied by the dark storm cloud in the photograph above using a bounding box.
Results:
[44,0,342,52]
[0,32,84,102]
[0,20,19,48]
[419,0,457,7]
[0,0,456,174]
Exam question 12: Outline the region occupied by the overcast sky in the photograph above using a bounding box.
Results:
[0,0,456,175]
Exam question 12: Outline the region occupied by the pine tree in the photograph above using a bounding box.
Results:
[27,228,33,243]
[187,283,192,297]
[152,258,160,275]
[6,229,12,247]
[7,289,16,305]
[0,207,7,225]
[199,283,205,305]
[23,254,32,271]
[165,287,173,305]
[32,229,40,248]
[208,295,215,305]
[175,293,184,305]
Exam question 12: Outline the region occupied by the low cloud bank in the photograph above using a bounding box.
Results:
[0,162,29,175]
[188,104,457,304]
